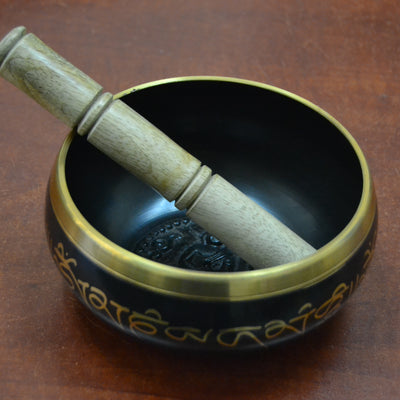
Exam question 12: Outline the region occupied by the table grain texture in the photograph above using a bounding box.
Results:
[0,1,399,399]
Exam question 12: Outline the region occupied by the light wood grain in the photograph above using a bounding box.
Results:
[0,26,316,268]
[0,28,102,127]
[188,175,316,268]
[86,98,203,202]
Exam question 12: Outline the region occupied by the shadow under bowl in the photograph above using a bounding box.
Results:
[46,77,377,351]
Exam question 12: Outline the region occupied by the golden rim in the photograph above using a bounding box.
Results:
[49,76,377,302]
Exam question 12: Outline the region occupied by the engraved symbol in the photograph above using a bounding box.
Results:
[132,217,252,272]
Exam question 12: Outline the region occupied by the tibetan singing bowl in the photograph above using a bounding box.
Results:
[46,77,377,350]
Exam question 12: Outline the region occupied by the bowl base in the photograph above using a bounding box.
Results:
[131,215,253,272]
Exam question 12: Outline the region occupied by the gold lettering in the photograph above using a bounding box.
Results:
[289,303,316,333]
[87,286,117,324]
[53,242,78,289]
[129,309,168,336]
[77,279,90,305]
[314,283,348,320]
[165,326,213,343]
[217,326,264,348]
[50,239,376,348]
[110,300,130,326]
[264,319,300,340]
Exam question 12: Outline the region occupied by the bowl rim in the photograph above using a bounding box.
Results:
[49,76,377,301]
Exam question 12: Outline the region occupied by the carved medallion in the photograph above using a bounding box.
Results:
[133,217,253,272]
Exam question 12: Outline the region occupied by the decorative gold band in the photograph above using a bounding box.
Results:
[49,76,377,302]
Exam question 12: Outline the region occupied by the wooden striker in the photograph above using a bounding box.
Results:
[0,26,316,269]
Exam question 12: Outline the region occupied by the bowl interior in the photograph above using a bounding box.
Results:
[65,79,363,271]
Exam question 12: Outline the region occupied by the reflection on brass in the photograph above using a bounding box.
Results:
[50,77,377,302]
[52,238,375,348]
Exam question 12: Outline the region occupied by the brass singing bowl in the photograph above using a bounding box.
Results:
[46,77,377,350]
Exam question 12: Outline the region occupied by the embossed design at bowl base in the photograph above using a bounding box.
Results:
[132,216,253,272]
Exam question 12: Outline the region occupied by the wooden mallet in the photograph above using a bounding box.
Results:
[0,26,316,269]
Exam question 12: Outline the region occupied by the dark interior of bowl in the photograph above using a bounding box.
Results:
[65,79,363,272]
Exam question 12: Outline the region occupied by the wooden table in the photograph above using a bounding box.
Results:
[0,1,399,399]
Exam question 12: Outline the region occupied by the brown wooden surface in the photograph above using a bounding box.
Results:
[0,1,399,399]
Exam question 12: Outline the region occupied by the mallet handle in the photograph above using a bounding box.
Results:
[0,26,316,269]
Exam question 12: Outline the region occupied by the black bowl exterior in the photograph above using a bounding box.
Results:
[46,183,376,350]
[45,77,378,351]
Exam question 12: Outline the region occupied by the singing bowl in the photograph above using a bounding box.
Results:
[46,77,377,351]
